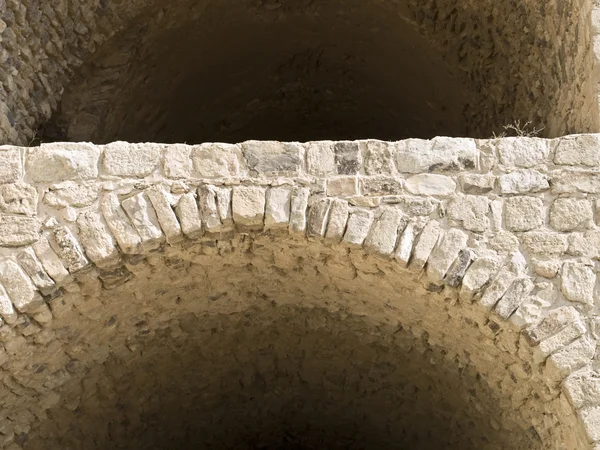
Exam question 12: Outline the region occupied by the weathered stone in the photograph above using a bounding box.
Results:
[342,209,374,247]
[364,209,404,256]
[564,368,600,409]
[175,193,203,239]
[494,277,534,319]
[409,220,441,271]
[101,193,142,254]
[43,182,98,208]
[399,197,437,216]
[0,216,40,247]
[26,143,100,182]
[561,262,596,306]
[459,173,495,194]
[197,186,223,232]
[16,248,55,295]
[497,138,550,168]
[265,186,292,229]
[32,236,71,284]
[327,176,358,197]
[0,260,42,313]
[479,269,516,310]
[396,137,477,173]
[121,192,164,248]
[289,187,310,233]
[0,283,17,324]
[0,146,22,182]
[307,198,332,238]
[531,258,562,279]
[50,226,90,273]
[426,228,468,284]
[76,211,120,267]
[554,134,600,166]
[334,141,361,174]
[243,141,303,176]
[146,186,183,243]
[568,230,600,259]
[232,186,266,227]
[395,221,419,268]
[0,183,37,215]
[504,196,543,232]
[550,198,593,231]
[192,143,246,179]
[305,141,335,177]
[522,231,568,255]
[489,231,520,253]
[524,306,581,345]
[509,296,549,330]
[405,174,456,197]
[498,169,549,194]
[102,142,162,177]
[363,140,395,175]
[163,144,193,179]
[447,195,490,232]
[547,335,595,379]
[550,170,600,194]
[214,187,233,230]
[325,199,349,242]
[444,249,475,287]
[581,406,600,443]
[360,176,403,196]
[538,320,586,358]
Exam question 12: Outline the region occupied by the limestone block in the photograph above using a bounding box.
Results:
[334,141,361,174]
[547,336,595,379]
[426,228,468,284]
[564,368,600,409]
[524,306,581,345]
[409,220,441,271]
[0,183,37,216]
[364,209,405,256]
[327,176,358,197]
[444,249,475,287]
[342,209,374,247]
[498,169,549,194]
[554,134,600,166]
[550,198,593,231]
[581,406,600,443]
[265,186,292,229]
[405,174,457,197]
[538,320,586,358]
[396,137,477,173]
[306,141,335,177]
[522,231,568,255]
[32,236,71,284]
[76,211,120,267]
[289,187,310,233]
[550,170,600,194]
[146,186,183,243]
[103,142,162,177]
[509,296,549,330]
[395,221,418,268]
[101,193,142,254]
[399,196,436,216]
[360,176,403,196]
[0,146,22,182]
[0,283,17,324]
[494,277,534,319]
[0,215,40,247]
[447,195,490,232]
[197,186,222,232]
[232,186,266,227]
[561,262,596,306]
[504,196,543,232]
[121,192,164,248]
[214,187,233,230]
[243,141,303,176]
[192,143,246,179]
[459,173,495,194]
[164,144,193,179]
[0,260,42,313]
[325,199,349,242]
[50,226,90,273]
[16,248,55,295]
[497,137,550,168]
[568,230,600,259]
[175,193,203,239]
[363,140,395,175]
[479,269,516,310]
[26,143,100,182]
[307,198,332,238]
[531,258,561,279]
[43,181,97,208]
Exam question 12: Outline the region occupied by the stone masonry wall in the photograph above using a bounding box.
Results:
[0,137,597,446]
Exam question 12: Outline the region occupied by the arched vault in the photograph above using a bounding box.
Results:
[0,137,597,448]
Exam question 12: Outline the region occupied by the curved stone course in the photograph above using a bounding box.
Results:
[0,136,599,447]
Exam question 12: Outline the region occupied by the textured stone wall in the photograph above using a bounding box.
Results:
[0,137,598,447]
[1,0,600,145]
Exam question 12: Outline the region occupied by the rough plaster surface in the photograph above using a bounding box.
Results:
[0,137,597,447]
[1,0,600,145]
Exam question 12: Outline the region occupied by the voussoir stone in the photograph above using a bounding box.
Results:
[232,186,266,227]
[426,228,468,284]
[26,143,100,182]
[102,142,162,177]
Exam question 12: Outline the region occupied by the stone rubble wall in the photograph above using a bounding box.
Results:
[0,137,598,446]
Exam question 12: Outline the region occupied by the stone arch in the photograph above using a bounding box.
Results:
[0,137,597,448]
[1,0,600,145]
